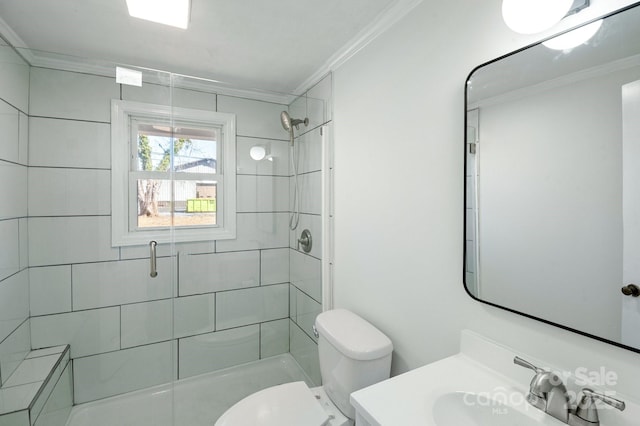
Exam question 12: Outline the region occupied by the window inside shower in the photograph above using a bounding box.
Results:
[111,100,237,245]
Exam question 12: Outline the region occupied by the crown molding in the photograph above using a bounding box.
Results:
[293,0,424,94]
[0,15,36,64]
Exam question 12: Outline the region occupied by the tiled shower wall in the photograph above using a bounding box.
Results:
[0,44,30,387]
[287,74,332,385]
[26,65,297,403]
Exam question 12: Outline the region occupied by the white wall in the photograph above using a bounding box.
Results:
[333,0,640,401]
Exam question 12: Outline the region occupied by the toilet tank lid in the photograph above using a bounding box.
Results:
[315,309,393,361]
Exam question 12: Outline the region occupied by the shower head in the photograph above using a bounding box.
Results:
[280,111,309,132]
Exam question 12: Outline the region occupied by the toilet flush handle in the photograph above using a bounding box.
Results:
[312,325,319,338]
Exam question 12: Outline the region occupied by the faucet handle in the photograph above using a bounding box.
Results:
[575,388,625,424]
[514,356,548,410]
[514,356,543,373]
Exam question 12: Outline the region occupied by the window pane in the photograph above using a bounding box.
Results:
[175,138,217,174]
[136,179,217,229]
[135,123,218,173]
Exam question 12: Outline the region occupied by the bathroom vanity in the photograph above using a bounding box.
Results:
[350,331,640,426]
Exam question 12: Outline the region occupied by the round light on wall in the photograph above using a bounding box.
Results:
[502,0,573,34]
[249,145,267,161]
[543,19,603,51]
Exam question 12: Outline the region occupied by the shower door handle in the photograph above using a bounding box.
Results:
[149,240,158,278]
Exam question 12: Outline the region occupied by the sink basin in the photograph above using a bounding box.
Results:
[432,392,549,426]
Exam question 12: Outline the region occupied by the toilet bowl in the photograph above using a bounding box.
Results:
[215,381,350,426]
[215,309,393,426]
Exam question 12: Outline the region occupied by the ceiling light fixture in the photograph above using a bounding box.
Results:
[543,19,603,50]
[502,0,589,35]
[126,0,191,29]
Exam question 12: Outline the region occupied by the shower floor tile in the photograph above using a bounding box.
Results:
[65,353,313,426]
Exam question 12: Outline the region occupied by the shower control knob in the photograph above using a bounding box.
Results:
[621,284,640,297]
[298,229,312,253]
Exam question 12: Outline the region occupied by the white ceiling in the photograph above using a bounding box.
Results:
[0,0,409,95]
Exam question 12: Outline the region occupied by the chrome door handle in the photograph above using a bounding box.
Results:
[149,240,158,278]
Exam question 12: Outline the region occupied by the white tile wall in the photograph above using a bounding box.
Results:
[21,66,307,402]
[30,266,71,316]
[295,171,321,215]
[34,362,73,426]
[0,320,30,386]
[0,100,20,163]
[28,216,119,266]
[289,213,322,259]
[289,285,297,320]
[293,288,322,343]
[178,325,259,379]
[29,118,110,169]
[29,68,119,122]
[122,83,216,111]
[307,73,332,126]
[18,218,27,271]
[0,45,30,113]
[217,95,287,140]
[73,341,175,404]
[0,270,29,343]
[216,284,289,330]
[18,112,27,167]
[288,95,306,131]
[261,248,289,285]
[0,161,27,220]
[3,353,59,387]
[174,294,215,338]
[28,168,110,216]
[236,137,290,176]
[287,75,331,139]
[72,258,174,310]
[0,219,20,282]
[121,299,173,348]
[289,320,320,385]
[0,410,29,426]
[260,319,289,358]
[30,350,70,424]
[296,128,323,174]
[178,250,259,296]
[31,307,120,358]
[216,213,289,252]
[290,249,322,302]
[237,175,289,212]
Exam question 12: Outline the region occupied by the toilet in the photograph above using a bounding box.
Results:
[215,309,393,426]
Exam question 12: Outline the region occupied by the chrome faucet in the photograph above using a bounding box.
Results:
[514,356,570,423]
[570,388,626,426]
[514,357,625,426]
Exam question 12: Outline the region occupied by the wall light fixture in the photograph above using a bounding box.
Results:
[502,0,589,34]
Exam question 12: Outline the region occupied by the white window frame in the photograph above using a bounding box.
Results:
[111,99,236,246]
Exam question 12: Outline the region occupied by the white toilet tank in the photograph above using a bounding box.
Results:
[315,309,393,420]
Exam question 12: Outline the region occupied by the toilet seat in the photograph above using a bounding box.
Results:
[215,381,330,426]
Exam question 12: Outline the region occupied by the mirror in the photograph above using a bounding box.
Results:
[465,2,640,353]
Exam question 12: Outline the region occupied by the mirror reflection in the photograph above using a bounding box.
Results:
[465,3,640,352]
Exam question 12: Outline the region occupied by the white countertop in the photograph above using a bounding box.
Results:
[350,331,639,426]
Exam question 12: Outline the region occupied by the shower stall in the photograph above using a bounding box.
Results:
[0,41,333,425]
